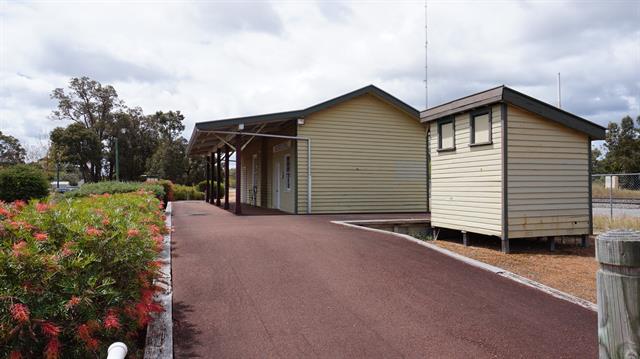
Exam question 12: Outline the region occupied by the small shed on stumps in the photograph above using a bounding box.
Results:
[421,86,606,253]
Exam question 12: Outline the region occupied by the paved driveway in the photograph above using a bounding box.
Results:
[171,201,596,358]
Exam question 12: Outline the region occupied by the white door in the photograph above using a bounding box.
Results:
[273,161,281,209]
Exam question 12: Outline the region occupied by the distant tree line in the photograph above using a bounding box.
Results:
[592,115,640,174]
[47,77,206,184]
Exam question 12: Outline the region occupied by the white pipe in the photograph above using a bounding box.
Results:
[198,130,312,214]
[107,342,127,359]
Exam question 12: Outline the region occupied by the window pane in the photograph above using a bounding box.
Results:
[474,114,490,143]
[440,122,454,149]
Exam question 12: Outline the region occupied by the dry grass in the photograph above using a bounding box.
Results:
[592,184,640,199]
[594,214,640,232]
[431,236,598,303]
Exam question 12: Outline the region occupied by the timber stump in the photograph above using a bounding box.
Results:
[596,230,640,358]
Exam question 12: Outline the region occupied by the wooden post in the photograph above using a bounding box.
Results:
[224,145,230,210]
[548,237,556,251]
[216,148,222,206]
[235,135,242,215]
[211,151,217,204]
[205,155,210,203]
[596,230,640,358]
[581,234,588,248]
[462,231,468,246]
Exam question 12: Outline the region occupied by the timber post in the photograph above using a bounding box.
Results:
[596,229,640,358]
[216,148,222,206]
[235,134,242,215]
[224,145,230,210]
[205,155,211,203]
[211,151,217,204]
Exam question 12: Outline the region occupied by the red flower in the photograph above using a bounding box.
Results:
[12,241,27,257]
[66,295,81,309]
[34,232,49,241]
[61,242,75,257]
[41,321,62,337]
[102,218,110,226]
[9,351,22,359]
[0,206,10,218]
[13,200,26,210]
[36,202,49,213]
[10,303,30,323]
[86,227,103,236]
[104,311,121,330]
[149,224,160,234]
[127,228,140,238]
[44,337,61,359]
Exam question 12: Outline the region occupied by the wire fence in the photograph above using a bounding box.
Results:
[592,173,640,218]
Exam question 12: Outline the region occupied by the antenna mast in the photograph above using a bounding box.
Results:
[424,0,429,109]
[557,72,562,108]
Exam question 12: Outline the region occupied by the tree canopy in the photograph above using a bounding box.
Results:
[49,77,206,184]
[0,131,26,167]
[593,115,640,174]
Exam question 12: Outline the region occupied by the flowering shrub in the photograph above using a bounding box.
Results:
[0,192,168,358]
[64,181,165,201]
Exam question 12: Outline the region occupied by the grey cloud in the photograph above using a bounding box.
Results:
[195,2,284,35]
[317,1,353,23]
[37,42,168,83]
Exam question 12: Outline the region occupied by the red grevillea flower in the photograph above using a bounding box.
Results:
[61,242,75,257]
[127,228,140,238]
[86,227,103,236]
[104,311,121,330]
[41,321,62,337]
[12,241,27,257]
[9,351,22,359]
[65,296,81,309]
[10,303,30,323]
[149,224,160,234]
[13,200,26,210]
[44,337,61,359]
[0,206,10,217]
[102,218,110,226]
[34,232,49,241]
[36,202,49,213]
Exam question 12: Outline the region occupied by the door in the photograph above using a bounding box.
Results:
[273,160,281,209]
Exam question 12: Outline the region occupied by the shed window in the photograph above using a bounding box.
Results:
[470,109,492,145]
[438,118,455,151]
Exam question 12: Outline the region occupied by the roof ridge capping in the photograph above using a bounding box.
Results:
[420,86,605,140]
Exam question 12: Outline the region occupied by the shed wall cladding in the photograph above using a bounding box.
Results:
[297,94,427,214]
[506,105,590,238]
[429,104,503,236]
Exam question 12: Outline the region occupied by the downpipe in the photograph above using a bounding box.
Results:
[107,342,128,359]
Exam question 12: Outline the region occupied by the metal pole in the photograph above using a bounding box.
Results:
[115,137,120,182]
[609,175,613,219]
[56,162,60,189]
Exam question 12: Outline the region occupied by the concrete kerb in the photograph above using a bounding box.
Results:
[144,202,174,358]
[331,220,597,312]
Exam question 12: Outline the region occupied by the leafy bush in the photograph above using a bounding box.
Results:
[173,184,204,201]
[196,180,225,196]
[0,192,167,358]
[65,181,165,201]
[155,180,174,204]
[0,165,50,202]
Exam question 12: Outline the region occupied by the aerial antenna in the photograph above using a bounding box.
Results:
[424,0,429,109]
[557,72,562,108]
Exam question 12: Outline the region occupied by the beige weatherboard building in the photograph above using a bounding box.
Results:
[422,86,606,253]
[187,85,428,215]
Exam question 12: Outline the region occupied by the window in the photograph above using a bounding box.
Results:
[470,109,492,146]
[284,155,291,191]
[437,117,455,151]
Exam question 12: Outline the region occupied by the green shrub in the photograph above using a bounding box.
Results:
[173,184,205,201]
[155,180,174,204]
[0,165,50,202]
[196,180,225,196]
[0,192,167,358]
[65,181,165,201]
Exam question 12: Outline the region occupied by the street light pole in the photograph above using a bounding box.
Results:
[115,137,120,182]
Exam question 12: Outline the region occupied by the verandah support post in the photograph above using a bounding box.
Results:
[224,145,230,210]
[596,230,640,358]
[216,148,222,207]
[211,150,218,204]
[209,154,215,204]
[205,155,211,203]
[235,134,242,215]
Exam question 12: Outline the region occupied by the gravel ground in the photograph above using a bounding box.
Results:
[431,235,598,303]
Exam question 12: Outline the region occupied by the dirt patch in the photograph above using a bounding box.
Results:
[430,234,598,303]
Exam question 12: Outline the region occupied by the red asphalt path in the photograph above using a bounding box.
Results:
[171,201,596,358]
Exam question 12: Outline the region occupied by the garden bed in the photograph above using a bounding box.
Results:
[1,191,168,358]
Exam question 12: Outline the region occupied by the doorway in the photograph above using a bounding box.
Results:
[273,160,281,209]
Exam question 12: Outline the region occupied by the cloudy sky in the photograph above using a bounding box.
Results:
[1,0,639,148]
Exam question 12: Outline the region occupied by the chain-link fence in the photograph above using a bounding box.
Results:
[592,173,640,218]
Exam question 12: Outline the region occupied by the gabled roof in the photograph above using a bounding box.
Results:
[420,86,606,140]
[194,84,419,132]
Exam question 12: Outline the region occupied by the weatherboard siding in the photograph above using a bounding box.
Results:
[507,105,590,238]
[429,104,503,236]
[296,94,427,214]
